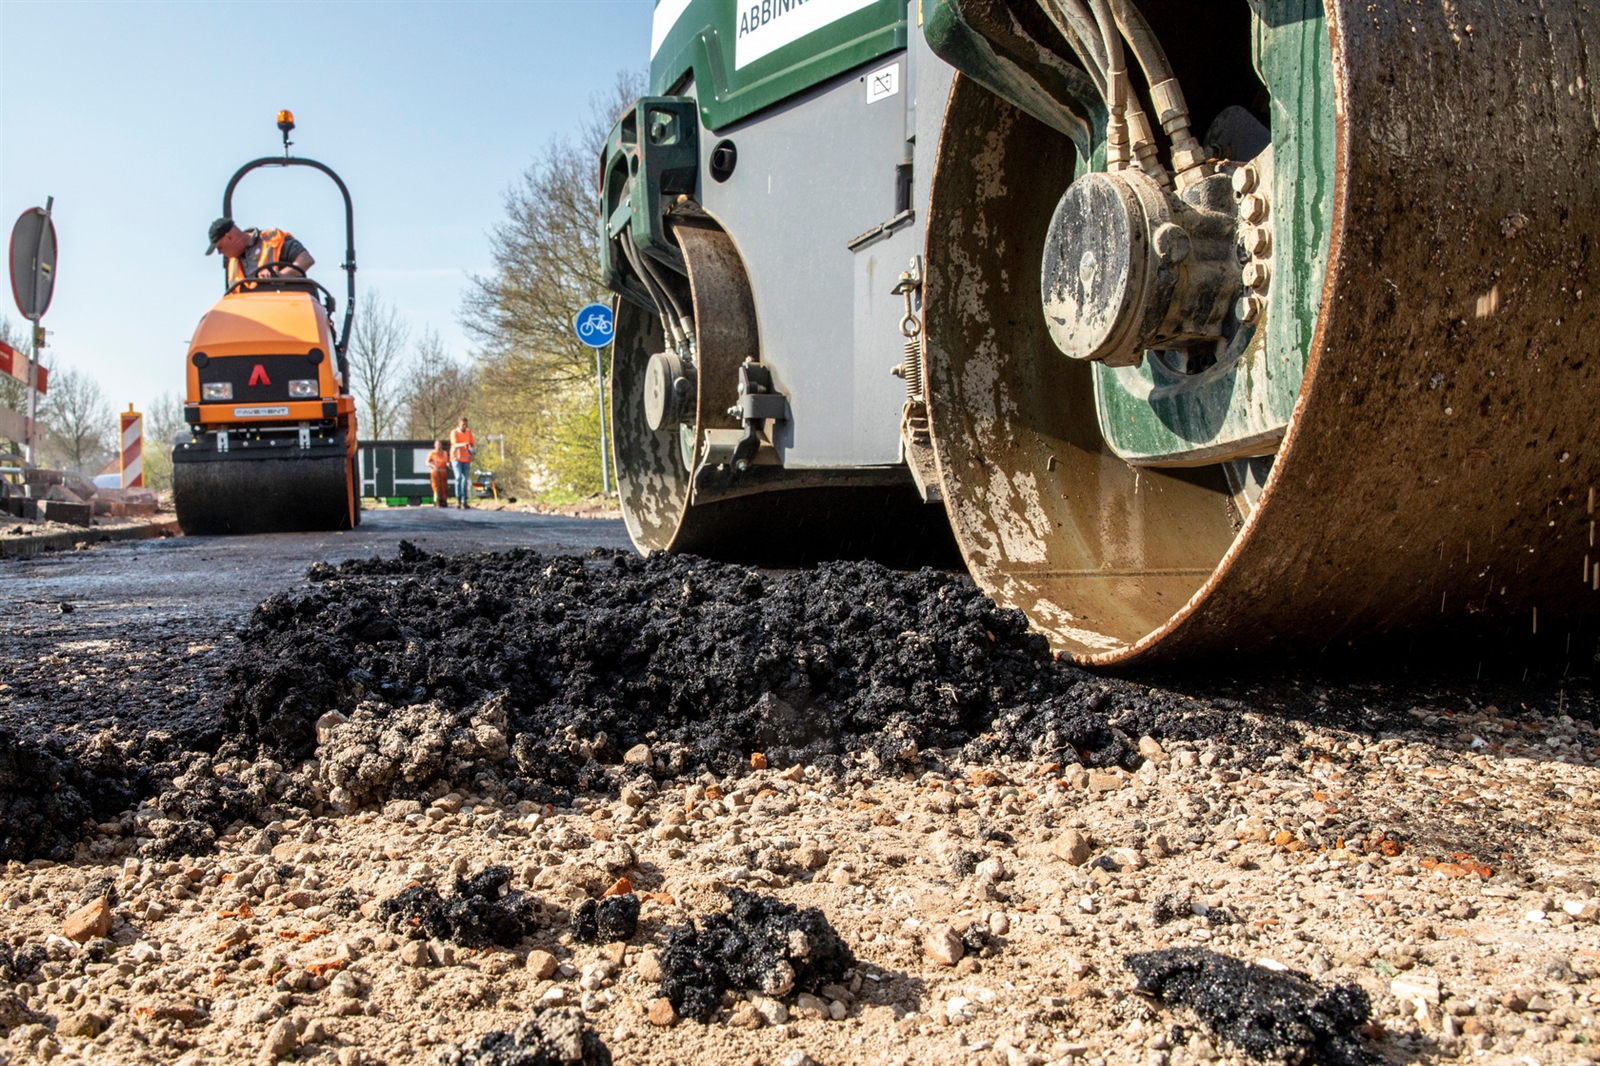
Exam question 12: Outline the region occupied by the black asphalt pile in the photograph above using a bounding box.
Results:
[965,684,1294,770]
[376,865,536,949]
[658,888,855,1022]
[0,729,148,862]
[1125,948,1380,1066]
[222,545,1290,803]
[437,1009,612,1066]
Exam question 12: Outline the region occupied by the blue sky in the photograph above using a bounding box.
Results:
[0,0,650,417]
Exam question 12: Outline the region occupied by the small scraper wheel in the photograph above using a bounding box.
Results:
[609,221,747,555]
[611,222,964,567]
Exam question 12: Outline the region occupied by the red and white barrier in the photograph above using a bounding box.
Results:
[0,339,49,394]
[120,406,143,488]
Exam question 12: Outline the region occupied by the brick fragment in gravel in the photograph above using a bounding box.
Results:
[376,865,534,949]
[659,888,855,1022]
[438,1008,612,1066]
[1126,948,1381,1066]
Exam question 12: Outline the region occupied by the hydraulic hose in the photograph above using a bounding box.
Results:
[1108,0,1207,184]
[1038,0,1108,97]
[622,233,692,353]
[1085,0,1130,169]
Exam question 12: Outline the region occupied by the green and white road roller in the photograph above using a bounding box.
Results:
[602,0,1600,666]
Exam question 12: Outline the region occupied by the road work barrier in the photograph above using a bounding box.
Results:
[119,405,143,488]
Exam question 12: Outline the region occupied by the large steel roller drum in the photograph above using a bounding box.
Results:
[923,0,1600,665]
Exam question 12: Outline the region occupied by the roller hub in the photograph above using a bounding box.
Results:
[642,350,693,432]
[1041,169,1244,369]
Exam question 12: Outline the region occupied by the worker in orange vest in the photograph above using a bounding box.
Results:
[449,418,476,509]
[426,440,451,507]
[207,218,314,289]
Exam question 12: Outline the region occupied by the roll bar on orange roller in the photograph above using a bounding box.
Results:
[221,137,356,361]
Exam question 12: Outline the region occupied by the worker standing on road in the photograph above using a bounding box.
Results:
[449,418,475,509]
[207,218,314,288]
[427,440,451,507]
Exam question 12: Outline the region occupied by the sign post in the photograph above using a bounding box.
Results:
[9,198,58,466]
[573,301,616,495]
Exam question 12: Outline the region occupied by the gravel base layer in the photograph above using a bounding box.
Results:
[0,547,1597,1066]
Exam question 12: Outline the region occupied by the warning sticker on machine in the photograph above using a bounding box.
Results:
[866,61,899,103]
[233,406,290,418]
[734,0,876,69]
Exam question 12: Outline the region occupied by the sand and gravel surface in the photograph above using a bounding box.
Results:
[0,512,1596,1066]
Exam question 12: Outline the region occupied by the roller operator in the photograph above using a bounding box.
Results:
[207,217,314,287]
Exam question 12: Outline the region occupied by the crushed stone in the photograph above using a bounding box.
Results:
[1126,948,1380,1066]
[658,888,855,1022]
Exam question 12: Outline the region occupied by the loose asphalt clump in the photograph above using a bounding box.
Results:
[0,942,45,983]
[1125,948,1380,1066]
[437,1008,612,1066]
[658,888,855,1022]
[376,865,535,949]
[571,894,640,945]
[967,684,1296,771]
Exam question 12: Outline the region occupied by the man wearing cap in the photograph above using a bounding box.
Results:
[207,218,314,288]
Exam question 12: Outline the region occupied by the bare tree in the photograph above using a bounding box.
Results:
[140,392,184,491]
[460,70,643,494]
[401,329,476,442]
[347,292,409,440]
[43,367,113,473]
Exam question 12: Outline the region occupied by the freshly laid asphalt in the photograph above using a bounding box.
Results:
[1,505,633,631]
[0,506,632,742]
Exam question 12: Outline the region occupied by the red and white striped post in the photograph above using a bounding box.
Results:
[119,405,143,488]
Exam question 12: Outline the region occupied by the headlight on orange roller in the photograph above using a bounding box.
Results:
[288,379,319,398]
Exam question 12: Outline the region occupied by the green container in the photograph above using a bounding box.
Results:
[359,440,438,500]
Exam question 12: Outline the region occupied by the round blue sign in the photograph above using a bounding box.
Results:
[573,302,615,348]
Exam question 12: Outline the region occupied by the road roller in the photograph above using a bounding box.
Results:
[604,0,1599,665]
[173,114,361,536]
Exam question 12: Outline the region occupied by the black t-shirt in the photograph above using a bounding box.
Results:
[239,229,309,276]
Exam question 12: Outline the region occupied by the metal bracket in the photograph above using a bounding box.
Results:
[217,430,230,454]
[725,362,788,472]
[298,424,311,450]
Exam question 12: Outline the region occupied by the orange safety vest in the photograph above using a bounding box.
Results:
[450,427,475,463]
[226,229,291,288]
[426,448,450,472]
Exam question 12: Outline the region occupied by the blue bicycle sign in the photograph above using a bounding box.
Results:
[573,302,615,348]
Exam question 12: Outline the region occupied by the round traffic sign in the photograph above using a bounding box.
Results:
[573,302,615,348]
[10,205,57,322]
